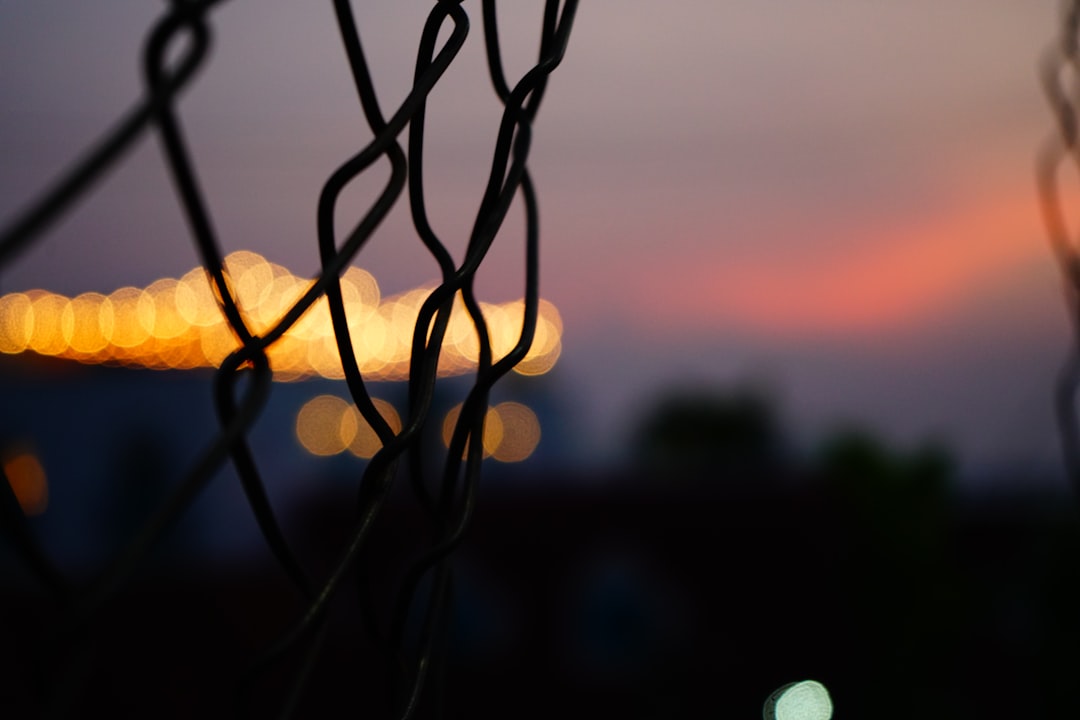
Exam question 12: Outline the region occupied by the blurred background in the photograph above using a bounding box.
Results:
[1,2,1078,718]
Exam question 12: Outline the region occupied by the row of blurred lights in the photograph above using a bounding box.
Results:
[0,251,562,380]
[296,395,541,463]
[0,390,541,518]
[0,392,540,519]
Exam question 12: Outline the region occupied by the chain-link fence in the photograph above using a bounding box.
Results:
[0,1,578,716]
[1039,0,1080,502]
[9,1,1080,717]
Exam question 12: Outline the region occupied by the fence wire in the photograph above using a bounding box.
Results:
[0,1,578,716]
[1040,0,1080,500]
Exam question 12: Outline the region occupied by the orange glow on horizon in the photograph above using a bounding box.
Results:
[0,252,562,381]
[636,189,1043,336]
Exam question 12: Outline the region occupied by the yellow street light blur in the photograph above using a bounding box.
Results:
[28,292,72,356]
[491,402,541,462]
[65,292,110,354]
[175,267,221,327]
[346,398,402,459]
[296,395,353,456]
[0,250,561,380]
[442,403,504,458]
[0,293,33,354]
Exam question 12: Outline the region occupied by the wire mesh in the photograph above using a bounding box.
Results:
[0,1,578,716]
[1039,0,1080,500]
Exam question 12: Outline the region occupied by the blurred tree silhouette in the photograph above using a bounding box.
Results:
[816,429,964,720]
[817,429,952,552]
[632,385,785,482]
[102,428,180,563]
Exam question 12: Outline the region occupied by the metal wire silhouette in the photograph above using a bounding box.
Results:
[1040,0,1080,499]
[0,1,578,716]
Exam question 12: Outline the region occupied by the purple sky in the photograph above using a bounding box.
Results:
[0,2,1071,486]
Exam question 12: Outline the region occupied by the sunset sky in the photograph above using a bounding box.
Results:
[0,2,1071,485]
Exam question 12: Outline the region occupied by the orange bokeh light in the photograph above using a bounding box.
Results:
[442,403,504,459]
[295,395,353,456]
[3,450,48,516]
[346,398,402,459]
[0,251,562,380]
[490,402,541,462]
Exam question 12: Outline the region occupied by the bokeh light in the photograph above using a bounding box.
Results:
[28,291,72,356]
[341,266,381,321]
[0,293,33,354]
[0,251,562,380]
[106,287,153,349]
[175,267,220,327]
[144,278,190,340]
[266,334,308,380]
[225,250,274,316]
[514,299,563,376]
[346,398,402,459]
[256,272,305,332]
[440,401,542,462]
[442,403,504,459]
[65,292,110,355]
[196,321,237,367]
[295,395,401,458]
[295,395,354,456]
[2,449,48,516]
[490,402,541,462]
[765,680,833,720]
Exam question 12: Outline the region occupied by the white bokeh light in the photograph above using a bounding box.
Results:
[764,680,833,720]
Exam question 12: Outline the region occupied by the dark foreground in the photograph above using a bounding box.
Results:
[2,475,1078,719]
